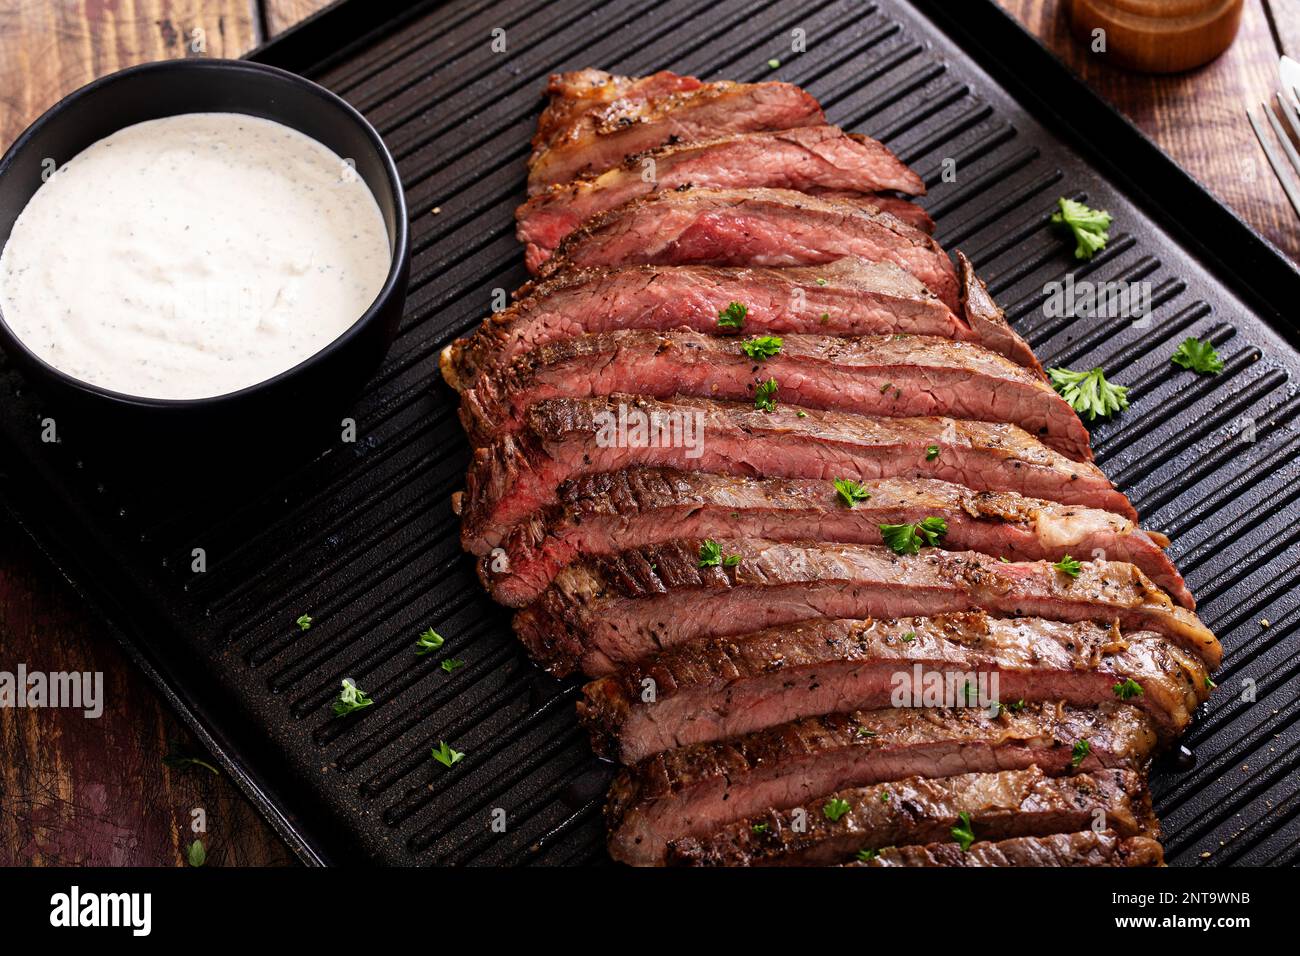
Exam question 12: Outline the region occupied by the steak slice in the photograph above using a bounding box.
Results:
[957,250,1045,378]
[532,69,703,157]
[666,767,1154,866]
[847,830,1165,867]
[439,258,1040,392]
[513,541,1220,677]
[517,126,924,270]
[605,701,1157,865]
[540,187,961,310]
[528,79,825,192]
[579,614,1209,762]
[485,471,1186,607]
[458,329,1092,459]
[458,396,1137,555]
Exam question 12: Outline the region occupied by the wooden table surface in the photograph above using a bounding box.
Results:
[1,0,1297,867]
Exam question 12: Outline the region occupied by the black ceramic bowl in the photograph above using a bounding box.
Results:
[0,58,409,448]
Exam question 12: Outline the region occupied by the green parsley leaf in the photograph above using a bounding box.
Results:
[296,614,313,631]
[1006,698,1026,713]
[856,727,878,738]
[1051,197,1112,260]
[796,410,808,418]
[833,477,871,507]
[881,791,890,803]
[432,740,465,768]
[754,377,778,412]
[740,335,783,360]
[879,516,948,555]
[816,277,828,286]
[767,58,780,69]
[1053,554,1083,578]
[333,678,374,718]
[901,632,916,643]
[752,822,769,834]
[441,658,466,674]
[925,444,940,461]
[1071,738,1091,768]
[717,301,747,329]
[415,628,444,656]
[699,539,741,568]
[951,812,976,852]
[186,839,206,868]
[823,798,851,822]
[856,848,879,861]
[1171,337,1224,375]
[1205,676,1217,690]
[1113,677,1144,700]
[1048,366,1129,421]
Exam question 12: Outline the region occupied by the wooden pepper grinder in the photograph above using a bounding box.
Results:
[1068,0,1245,72]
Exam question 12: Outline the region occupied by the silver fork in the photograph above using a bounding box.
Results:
[1249,86,1300,219]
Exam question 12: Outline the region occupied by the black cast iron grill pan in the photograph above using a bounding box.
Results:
[0,0,1297,865]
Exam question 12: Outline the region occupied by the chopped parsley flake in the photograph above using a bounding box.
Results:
[1051,197,1112,260]
[951,812,976,851]
[415,628,444,655]
[1113,677,1144,700]
[823,798,851,822]
[833,477,871,507]
[717,301,747,329]
[432,740,465,768]
[1171,337,1224,375]
[879,516,948,555]
[740,335,783,360]
[1049,366,1129,421]
[333,678,374,718]
[1053,554,1083,578]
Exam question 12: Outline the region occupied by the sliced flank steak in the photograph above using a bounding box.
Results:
[484,471,1186,607]
[605,701,1158,865]
[458,329,1093,458]
[513,541,1220,677]
[457,396,1136,555]
[439,258,1039,391]
[527,79,824,192]
[540,187,961,310]
[578,614,1210,762]
[517,126,924,270]
[846,830,1165,867]
[532,69,703,157]
[581,612,1206,762]
[957,250,1045,378]
[666,767,1154,866]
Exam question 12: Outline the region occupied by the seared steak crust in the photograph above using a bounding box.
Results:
[605,702,1157,865]
[579,614,1209,762]
[518,126,924,270]
[439,258,1031,392]
[666,767,1154,866]
[957,250,1045,378]
[514,541,1220,677]
[458,330,1092,459]
[848,830,1165,867]
[459,396,1135,555]
[540,187,961,310]
[485,470,1187,607]
[532,69,703,157]
[528,80,824,192]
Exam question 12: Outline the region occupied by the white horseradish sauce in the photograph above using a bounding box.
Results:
[0,112,391,399]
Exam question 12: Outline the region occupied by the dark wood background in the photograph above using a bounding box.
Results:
[1,0,1297,866]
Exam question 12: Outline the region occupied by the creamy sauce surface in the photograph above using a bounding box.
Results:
[0,112,390,399]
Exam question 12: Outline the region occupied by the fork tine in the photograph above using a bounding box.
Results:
[1249,105,1300,218]
[1268,88,1300,153]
